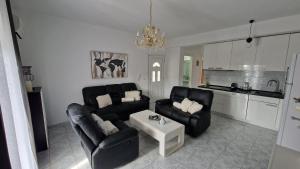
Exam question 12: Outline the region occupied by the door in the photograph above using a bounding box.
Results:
[255,35,290,71]
[230,40,257,70]
[149,55,165,110]
[281,54,300,152]
[182,56,192,87]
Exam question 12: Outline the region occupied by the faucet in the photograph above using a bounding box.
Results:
[267,79,280,92]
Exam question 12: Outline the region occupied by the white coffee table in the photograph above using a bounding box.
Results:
[130,110,185,157]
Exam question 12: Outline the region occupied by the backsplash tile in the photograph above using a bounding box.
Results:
[205,70,286,92]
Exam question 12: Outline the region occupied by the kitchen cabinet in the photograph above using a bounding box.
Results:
[230,40,257,70]
[286,33,300,70]
[210,90,248,121]
[255,35,290,71]
[246,95,282,130]
[203,43,217,69]
[203,42,232,70]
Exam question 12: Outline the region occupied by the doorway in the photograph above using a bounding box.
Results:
[182,56,193,87]
[148,55,165,110]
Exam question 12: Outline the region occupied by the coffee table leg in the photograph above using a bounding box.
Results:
[159,127,185,157]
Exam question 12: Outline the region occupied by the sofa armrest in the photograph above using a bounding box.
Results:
[190,108,210,120]
[156,99,172,105]
[141,95,150,101]
[99,127,138,149]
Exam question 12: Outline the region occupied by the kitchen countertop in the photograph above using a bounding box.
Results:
[198,85,284,99]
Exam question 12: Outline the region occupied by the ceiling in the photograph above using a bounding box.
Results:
[12,0,300,38]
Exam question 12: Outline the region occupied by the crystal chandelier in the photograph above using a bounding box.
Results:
[136,0,166,48]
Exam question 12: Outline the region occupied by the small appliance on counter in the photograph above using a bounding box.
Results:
[230,83,238,90]
[242,82,251,91]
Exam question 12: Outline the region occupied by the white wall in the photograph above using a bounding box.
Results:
[164,47,181,97]
[162,14,300,97]
[18,12,148,126]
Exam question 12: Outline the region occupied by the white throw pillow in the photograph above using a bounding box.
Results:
[121,97,135,102]
[125,90,140,101]
[173,102,182,109]
[181,98,193,112]
[188,102,203,114]
[98,121,119,136]
[96,94,112,108]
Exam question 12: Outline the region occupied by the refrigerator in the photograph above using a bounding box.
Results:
[277,53,300,152]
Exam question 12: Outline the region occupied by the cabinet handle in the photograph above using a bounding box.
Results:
[291,116,300,121]
[294,97,300,103]
[208,67,214,70]
[216,67,223,70]
[265,103,277,107]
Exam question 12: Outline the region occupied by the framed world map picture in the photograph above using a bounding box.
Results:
[90,51,128,79]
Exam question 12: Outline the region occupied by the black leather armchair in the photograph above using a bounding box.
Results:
[155,86,214,137]
[66,103,139,169]
[82,83,149,121]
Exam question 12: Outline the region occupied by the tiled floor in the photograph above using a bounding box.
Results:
[38,114,277,169]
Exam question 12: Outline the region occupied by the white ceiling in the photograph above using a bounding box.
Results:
[12,0,300,38]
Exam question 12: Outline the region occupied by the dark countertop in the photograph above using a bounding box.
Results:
[198,85,284,99]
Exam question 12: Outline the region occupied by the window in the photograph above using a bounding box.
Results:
[153,62,160,67]
[152,71,156,82]
[157,71,160,82]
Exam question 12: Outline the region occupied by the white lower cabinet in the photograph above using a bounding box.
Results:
[211,90,248,121]
[246,95,282,130]
[201,87,283,130]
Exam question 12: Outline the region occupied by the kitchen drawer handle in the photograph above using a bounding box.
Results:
[208,67,214,70]
[291,116,300,121]
[294,98,300,103]
[265,103,277,107]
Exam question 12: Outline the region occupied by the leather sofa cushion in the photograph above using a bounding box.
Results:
[82,86,107,108]
[170,86,189,102]
[67,103,90,124]
[77,115,106,146]
[188,88,213,109]
[121,83,137,93]
[106,84,122,105]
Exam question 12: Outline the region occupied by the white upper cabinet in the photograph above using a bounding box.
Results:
[203,43,217,69]
[286,33,300,69]
[230,40,257,70]
[255,34,290,71]
[203,42,232,70]
[216,42,232,69]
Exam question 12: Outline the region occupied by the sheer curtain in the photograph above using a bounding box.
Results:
[0,0,38,168]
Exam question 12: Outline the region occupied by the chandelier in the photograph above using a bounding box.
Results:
[136,0,166,48]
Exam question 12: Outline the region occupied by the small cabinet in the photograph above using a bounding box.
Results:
[203,42,232,70]
[230,40,257,70]
[255,34,290,71]
[246,95,282,130]
[211,90,248,120]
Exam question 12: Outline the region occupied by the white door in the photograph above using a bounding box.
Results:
[281,54,300,152]
[149,55,165,110]
[255,35,290,71]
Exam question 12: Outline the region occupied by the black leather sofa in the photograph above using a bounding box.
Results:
[66,103,139,169]
[82,83,149,120]
[155,86,214,137]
